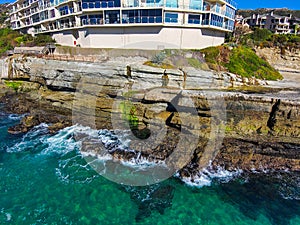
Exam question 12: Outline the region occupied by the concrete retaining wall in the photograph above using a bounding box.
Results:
[52,26,225,50]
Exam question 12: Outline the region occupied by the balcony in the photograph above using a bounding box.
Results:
[202,19,233,30]
[188,18,201,24]
[197,6,228,17]
[225,0,237,8]
[59,22,76,29]
[9,0,39,14]
[225,11,234,19]
[81,18,103,25]
[275,26,289,30]
[122,16,163,24]
[60,8,75,16]
[82,1,116,9]
[165,2,178,8]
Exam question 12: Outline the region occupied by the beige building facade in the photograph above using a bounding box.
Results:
[8,0,236,49]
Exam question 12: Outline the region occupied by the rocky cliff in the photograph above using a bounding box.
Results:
[1,55,300,178]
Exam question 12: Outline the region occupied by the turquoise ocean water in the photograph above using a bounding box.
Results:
[0,107,299,225]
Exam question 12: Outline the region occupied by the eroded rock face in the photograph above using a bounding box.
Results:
[255,47,300,71]
[1,55,300,174]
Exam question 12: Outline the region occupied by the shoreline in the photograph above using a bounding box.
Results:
[0,53,300,179]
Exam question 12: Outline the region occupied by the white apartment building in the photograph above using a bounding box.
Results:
[244,12,292,34]
[7,0,236,49]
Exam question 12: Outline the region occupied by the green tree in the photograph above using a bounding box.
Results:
[251,28,272,42]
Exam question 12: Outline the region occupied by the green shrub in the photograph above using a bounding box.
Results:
[200,46,220,64]
[187,58,209,70]
[226,46,282,80]
[0,28,21,54]
[119,101,139,129]
[4,80,23,91]
[33,34,55,46]
[0,28,56,55]
[289,35,300,43]
[14,36,24,44]
[151,52,166,65]
[251,28,272,42]
[0,13,7,24]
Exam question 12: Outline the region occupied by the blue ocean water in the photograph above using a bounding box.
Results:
[0,108,299,225]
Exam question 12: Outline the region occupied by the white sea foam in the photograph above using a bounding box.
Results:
[48,125,169,184]
[178,165,243,188]
[6,123,49,153]
[6,213,11,221]
[8,123,244,186]
[8,114,26,121]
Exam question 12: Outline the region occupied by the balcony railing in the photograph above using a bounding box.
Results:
[81,18,103,25]
[60,8,74,16]
[9,0,39,14]
[58,22,76,29]
[225,0,237,8]
[81,16,163,25]
[122,16,163,24]
[82,1,116,9]
[202,19,233,30]
[165,2,178,8]
[188,18,201,24]
[225,11,235,19]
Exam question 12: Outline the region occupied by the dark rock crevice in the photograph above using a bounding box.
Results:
[267,99,281,131]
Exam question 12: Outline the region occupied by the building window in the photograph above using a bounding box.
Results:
[81,14,103,25]
[60,19,70,29]
[59,6,69,16]
[122,10,140,23]
[145,0,163,7]
[122,9,162,23]
[202,13,209,25]
[188,14,200,24]
[32,13,40,23]
[215,3,221,13]
[50,9,55,18]
[165,0,178,8]
[189,0,202,10]
[40,11,49,21]
[105,10,120,24]
[165,13,178,23]
[141,9,162,23]
[203,2,211,11]
[82,0,120,9]
[123,0,139,7]
[210,14,223,27]
[225,5,235,19]
[224,19,234,30]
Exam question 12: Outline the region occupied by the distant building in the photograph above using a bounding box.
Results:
[244,14,268,29]
[7,0,237,50]
[241,11,295,34]
[289,16,300,34]
[266,12,291,34]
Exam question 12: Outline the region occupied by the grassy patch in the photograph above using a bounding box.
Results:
[122,90,140,98]
[4,80,23,91]
[143,61,175,69]
[0,28,55,55]
[200,45,282,81]
[119,101,139,129]
[187,58,209,70]
[226,46,282,80]
[200,46,220,64]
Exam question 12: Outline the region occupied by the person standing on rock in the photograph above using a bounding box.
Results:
[162,69,169,87]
